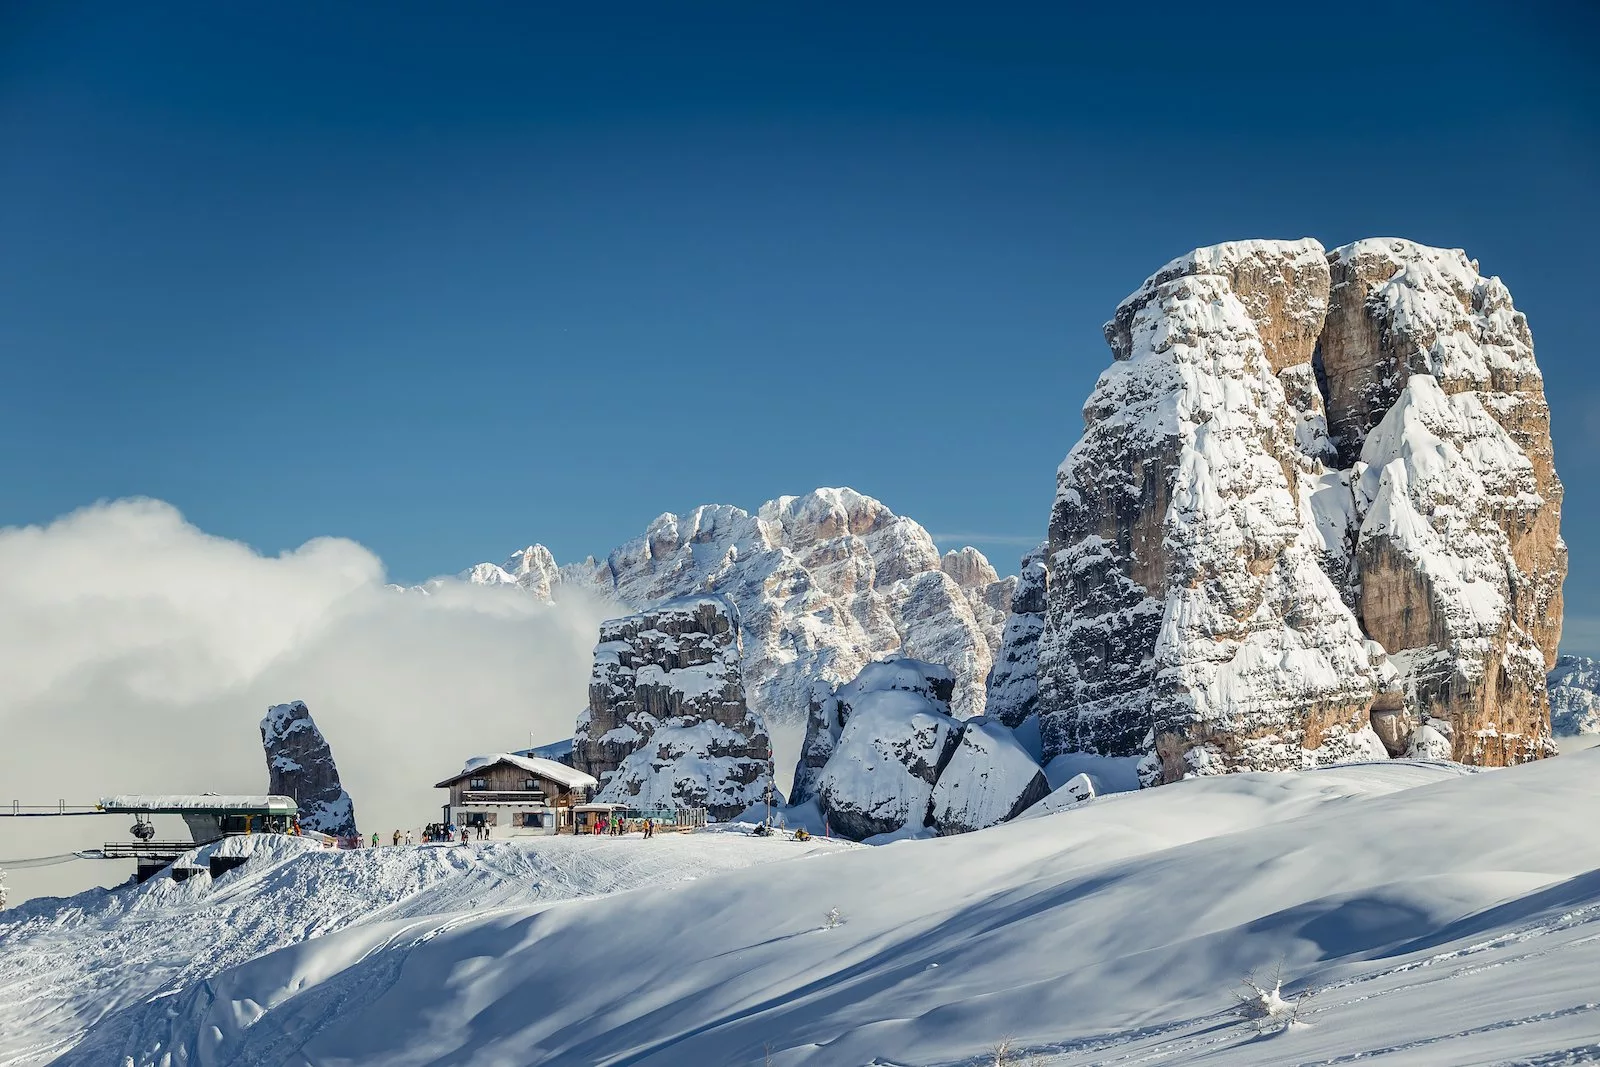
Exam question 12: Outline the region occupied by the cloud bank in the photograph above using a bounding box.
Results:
[0,499,613,902]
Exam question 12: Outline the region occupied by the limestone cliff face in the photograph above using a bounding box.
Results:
[574,595,775,820]
[260,701,357,838]
[1033,238,1564,782]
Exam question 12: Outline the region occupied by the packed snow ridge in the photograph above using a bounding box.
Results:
[574,595,777,820]
[465,487,1015,726]
[1014,237,1566,784]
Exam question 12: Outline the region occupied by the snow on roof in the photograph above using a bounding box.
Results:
[435,753,597,791]
[515,737,574,761]
[99,795,299,815]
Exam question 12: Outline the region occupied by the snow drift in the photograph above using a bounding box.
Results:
[34,749,1600,1066]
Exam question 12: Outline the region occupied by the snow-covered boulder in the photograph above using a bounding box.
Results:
[928,717,1050,835]
[574,595,775,820]
[1026,237,1563,784]
[259,701,357,838]
[813,661,961,841]
[804,657,1048,840]
[464,488,1014,726]
[791,657,955,806]
[1548,655,1600,736]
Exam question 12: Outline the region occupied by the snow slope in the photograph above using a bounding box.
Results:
[41,749,1600,1066]
[0,831,850,1066]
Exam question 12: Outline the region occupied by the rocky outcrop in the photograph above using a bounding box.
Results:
[983,543,1048,729]
[802,657,1047,839]
[1031,237,1564,783]
[574,596,775,820]
[1549,655,1600,736]
[260,701,357,838]
[466,489,1014,726]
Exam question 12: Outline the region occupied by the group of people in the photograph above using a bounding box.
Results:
[591,816,658,838]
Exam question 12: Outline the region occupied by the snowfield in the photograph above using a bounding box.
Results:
[0,830,852,1066]
[7,752,1600,1066]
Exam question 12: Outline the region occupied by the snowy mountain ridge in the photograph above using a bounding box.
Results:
[464,487,1016,731]
[1548,654,1600,736]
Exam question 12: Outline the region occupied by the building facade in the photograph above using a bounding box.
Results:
[434,754,597,837]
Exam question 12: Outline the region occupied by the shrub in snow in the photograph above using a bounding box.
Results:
[1234,964,1312,1032]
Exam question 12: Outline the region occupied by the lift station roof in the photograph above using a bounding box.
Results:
[98,795,300,816]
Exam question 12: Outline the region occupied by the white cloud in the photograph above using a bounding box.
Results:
[0,499,613,903]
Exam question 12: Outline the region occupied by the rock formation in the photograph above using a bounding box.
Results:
[260,701,358,838]
[466,489,1014,728]
[800,657,1047,840]
[1031,238,1564,783]
[574,595,775,820]
[1548,655,1600,737]
[983,543,1048,730]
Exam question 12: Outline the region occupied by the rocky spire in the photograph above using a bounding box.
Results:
[260,701,358,837]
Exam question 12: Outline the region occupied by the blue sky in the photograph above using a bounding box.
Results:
[2,2,1598,648]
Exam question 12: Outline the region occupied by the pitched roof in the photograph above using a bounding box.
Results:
[434,753,597,791]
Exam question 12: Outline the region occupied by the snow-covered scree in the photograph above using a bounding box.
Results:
[575,595,776,819]
[259,700,358,838]
[1033,238,1565,782]
[794,656,1049,842]
[1548,654,1600,736]
[464,488,1016,741]
[37,751,1600,1066]
[0,829,850,1066]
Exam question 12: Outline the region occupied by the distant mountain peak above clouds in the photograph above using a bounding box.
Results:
[462,488,1018,732]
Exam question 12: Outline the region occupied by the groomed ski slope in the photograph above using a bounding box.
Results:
[0,830,852,1066]
[22,751,1600,1066]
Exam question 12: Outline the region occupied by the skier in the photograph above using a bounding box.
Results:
[404,829,414,846]
[371,831,379,848]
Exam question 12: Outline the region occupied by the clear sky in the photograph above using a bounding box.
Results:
[2,2,1598,648]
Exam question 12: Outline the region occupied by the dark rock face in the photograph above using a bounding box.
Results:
[260,701,357,838]
[574,595,775,820]
[983,543,1049,730]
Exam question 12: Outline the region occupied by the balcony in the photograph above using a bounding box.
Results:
[458,791,550,805]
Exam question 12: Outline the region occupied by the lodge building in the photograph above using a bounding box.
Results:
[434,753,598,836]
